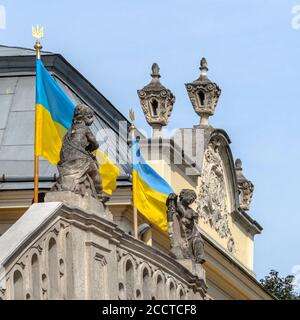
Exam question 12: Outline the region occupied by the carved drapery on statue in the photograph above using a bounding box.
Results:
[196,140,235,252]
[52,104,104,200]
[166,189,205,264]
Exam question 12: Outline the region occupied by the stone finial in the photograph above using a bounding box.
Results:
[235,159,254,211]
[185,57,221,127]
[137,63,175,138]
[200,57,208,76]
[235,158,243,170]
[151,63,161,78]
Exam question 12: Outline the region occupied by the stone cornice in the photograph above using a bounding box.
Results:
[0,202,207,299]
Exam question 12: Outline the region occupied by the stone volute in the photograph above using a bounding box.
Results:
[185,58,221,126]
[137,63,175,138]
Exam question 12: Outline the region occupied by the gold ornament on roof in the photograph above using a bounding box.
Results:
[129,108,135,132]
[32,25,44,59]
[32,25,44,40]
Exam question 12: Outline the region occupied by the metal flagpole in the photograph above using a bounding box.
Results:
[129,109,138,239]
[32,25,44,203]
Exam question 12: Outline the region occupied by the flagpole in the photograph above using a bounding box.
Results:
[129,109,138,239]
[32,25,44,203]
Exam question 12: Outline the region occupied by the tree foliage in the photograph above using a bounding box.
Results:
[260,270,300,300]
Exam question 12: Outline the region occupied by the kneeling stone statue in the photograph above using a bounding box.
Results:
[167,189,205,264]
[46,104,110,216]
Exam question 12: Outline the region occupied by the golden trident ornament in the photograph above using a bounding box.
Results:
[32,25,44,59]
[129,108,135,132]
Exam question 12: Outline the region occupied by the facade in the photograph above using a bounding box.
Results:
[0,45,273,300]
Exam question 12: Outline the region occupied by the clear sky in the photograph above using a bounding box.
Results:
[1,0,299,281]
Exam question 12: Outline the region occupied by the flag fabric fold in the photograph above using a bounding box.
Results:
[131,140,173,232]
[35,59,119,195]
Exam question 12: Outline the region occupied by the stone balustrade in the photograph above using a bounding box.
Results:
[0,202,206,300]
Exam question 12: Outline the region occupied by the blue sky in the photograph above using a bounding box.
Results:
[1,0,299,281]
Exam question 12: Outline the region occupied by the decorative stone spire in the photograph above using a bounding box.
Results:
[235,159,254,211]
[185,57,221,126]
[137,63,175,138]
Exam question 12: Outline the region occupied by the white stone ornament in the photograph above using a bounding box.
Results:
[185,58,221,126]
[196,140,232,239]
[235,159,254,211]
[137,63,175,138]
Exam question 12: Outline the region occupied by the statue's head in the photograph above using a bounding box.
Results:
[179,189,197,206]
[73,103,94,126]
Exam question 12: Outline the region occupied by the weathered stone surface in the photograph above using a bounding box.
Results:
[185,58,221,126]
[235,159,254,211]
[137,63,175,138]
[0,202,207,300]
[196,139,232,239]
[45,191,112,220]
[178,259,206,283]
[167,189,205,265]
[51,104,106,200]
[0,202,62,266]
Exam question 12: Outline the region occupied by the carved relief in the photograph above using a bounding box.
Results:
[235,159,254,211]
[239,181,254,211]
[227,237,236,254]
[196,141,232,239]
[116,249,206,300]
[1,212,206,300]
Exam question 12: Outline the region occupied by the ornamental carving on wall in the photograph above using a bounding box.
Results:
[196,141,232,239]
[138,89,175,126]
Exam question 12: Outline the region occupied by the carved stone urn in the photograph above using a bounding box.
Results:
[137,63,175,138]
[185,58,221,126]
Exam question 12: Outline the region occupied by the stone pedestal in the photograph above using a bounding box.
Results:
[178,259,206,282]
[45,191,112,220]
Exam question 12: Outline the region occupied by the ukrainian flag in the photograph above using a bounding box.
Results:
[132,140,173,232]
[35,59,120,195]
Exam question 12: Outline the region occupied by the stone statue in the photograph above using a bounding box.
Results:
[167,189,205,264]
[52,103,105,201]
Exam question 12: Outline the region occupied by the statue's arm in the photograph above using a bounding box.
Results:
[176,202,185,218]
[86,128,99,152]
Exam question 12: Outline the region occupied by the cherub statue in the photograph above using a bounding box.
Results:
[52,103,106,201]
[167,189,205,264]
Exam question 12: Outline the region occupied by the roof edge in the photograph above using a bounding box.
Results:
[0,52,131,134]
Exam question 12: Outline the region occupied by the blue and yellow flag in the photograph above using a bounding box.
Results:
[35,59,120,195]
[132,140,173,232]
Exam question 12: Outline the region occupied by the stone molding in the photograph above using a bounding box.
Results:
[0,202,206,300]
